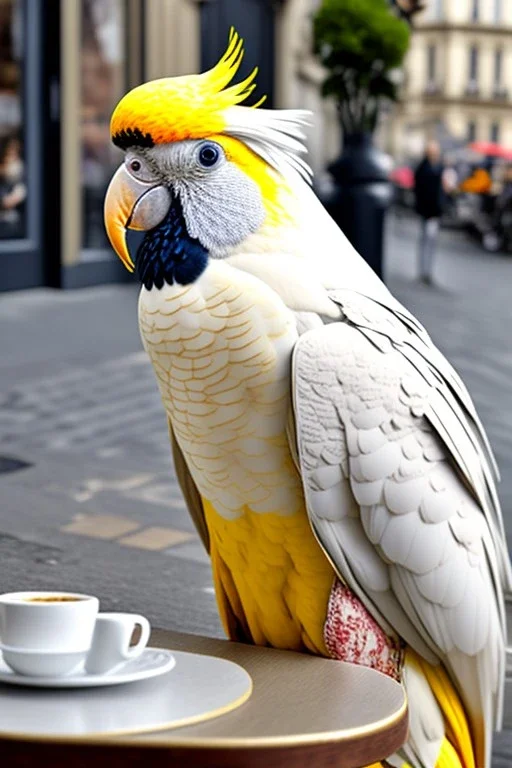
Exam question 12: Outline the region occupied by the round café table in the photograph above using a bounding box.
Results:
[0,628,408,768]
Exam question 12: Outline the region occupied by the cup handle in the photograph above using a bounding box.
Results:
[84,613,151,675]
[123,615,150,659]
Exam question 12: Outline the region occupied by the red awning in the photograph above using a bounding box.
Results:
[468,141,512,160]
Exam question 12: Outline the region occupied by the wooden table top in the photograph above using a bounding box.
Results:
[0,628,408,768]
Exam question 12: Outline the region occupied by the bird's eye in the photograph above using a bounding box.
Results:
[198,143,221,169]
[130,159,141,173]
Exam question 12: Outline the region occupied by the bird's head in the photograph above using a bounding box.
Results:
[104,29,312,290]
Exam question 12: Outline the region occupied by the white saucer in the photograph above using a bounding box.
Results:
[0,650,252,737]
[0,647,175,688]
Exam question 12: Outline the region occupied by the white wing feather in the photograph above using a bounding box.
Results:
[291,298,508,768]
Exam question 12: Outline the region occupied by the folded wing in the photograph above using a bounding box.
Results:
[291,291,509,768]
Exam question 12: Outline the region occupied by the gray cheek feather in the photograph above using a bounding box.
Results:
[178,163,266,254]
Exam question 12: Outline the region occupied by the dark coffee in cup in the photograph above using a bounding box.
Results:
[24,596,84,603]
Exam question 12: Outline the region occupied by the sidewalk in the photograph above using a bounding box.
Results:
[1,220,512,762]
[0,283,221,635]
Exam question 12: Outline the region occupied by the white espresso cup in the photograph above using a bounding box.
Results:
[0,591,150,677]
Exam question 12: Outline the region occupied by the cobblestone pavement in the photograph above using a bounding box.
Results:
[0,351,169,457]
[0,284,221,635]
[1,215,512,760]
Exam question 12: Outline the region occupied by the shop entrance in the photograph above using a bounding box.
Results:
[0,0,46,292]
[0,0,141,292]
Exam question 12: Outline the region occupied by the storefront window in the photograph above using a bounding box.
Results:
[0,0,25,240]
[81,0,125,254]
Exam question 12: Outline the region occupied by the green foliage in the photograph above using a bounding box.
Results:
[313,0,410,133]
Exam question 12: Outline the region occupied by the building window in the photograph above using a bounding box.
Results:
[494,0,502,23]
[471,0,479,22]
[490,122,500,143]
[427,44,437,86]
[494,49,502,86]
[467,45,479,94]
[423,0,443,19]
[469,46,478,80]
[0,0,25,240]
[467,121,477,142]
[80,0,126,254]
[492,49,507,98]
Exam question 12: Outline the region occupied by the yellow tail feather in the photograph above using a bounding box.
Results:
[363,651,475,768]
[435,737,467,768]
[417,655,475,768]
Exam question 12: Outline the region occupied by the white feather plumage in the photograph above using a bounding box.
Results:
[224,106,314,182]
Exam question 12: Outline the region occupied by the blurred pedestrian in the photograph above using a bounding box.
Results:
[441,156,459,223]
[497,163,512,208]
[414,140,445,285]
[0,132,25,238]
[442,159,458,195]
[0,62,21,134]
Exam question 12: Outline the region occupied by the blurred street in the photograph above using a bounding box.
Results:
[1,213,512,760]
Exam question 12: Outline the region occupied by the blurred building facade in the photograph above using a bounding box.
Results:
[0,0,338,292]
[389,0,512,159]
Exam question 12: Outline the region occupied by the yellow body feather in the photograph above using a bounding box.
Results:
[204,498,333,654]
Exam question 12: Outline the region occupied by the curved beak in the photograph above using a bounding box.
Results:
[104,164,172,272]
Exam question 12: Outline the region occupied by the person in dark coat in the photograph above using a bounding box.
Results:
[0,133,26,239]
[414,140,445,285]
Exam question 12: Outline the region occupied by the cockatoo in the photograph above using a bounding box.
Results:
[104,31,510,768]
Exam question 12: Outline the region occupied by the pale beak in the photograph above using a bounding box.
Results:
[104,164,172,272]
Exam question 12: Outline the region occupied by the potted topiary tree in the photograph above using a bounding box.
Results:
[313,0,410,278]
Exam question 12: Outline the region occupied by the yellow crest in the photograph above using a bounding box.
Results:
[110,28,265,148]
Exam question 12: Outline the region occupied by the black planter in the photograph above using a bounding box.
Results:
[320,132,393,280]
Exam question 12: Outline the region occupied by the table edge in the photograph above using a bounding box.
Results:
[0,694,407,749]
[0,716,410,768]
